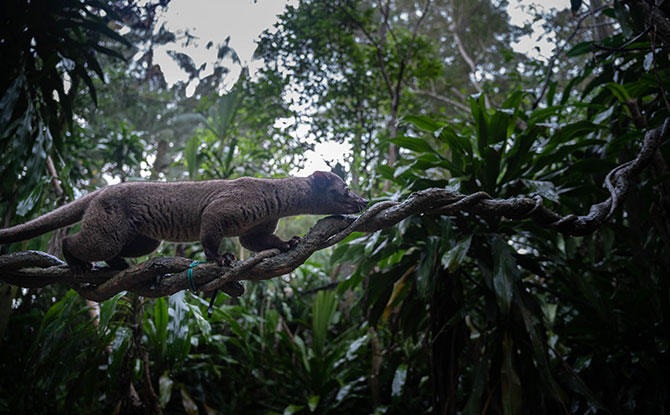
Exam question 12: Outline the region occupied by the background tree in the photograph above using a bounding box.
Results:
[255,0,444,191]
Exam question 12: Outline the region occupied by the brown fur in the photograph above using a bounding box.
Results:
[0,171,368,274]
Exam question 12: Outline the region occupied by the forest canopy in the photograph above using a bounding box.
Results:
[0,0,669,414]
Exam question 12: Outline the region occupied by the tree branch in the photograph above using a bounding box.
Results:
[411,88,471,112]
[338,3,394,97]
[451,26,490,109]
[1,119,668,302]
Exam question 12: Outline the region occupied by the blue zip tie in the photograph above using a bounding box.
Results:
[187,261,202,292]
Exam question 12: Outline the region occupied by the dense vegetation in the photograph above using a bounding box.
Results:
[1,0,669,413]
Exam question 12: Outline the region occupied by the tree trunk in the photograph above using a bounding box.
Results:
[151,139,169,180]
[589,0,610,41]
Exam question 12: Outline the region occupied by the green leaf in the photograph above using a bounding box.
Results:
[283,404,305,415]
[490,108,514,144]
[335,379,360,404]
[293,335,310,372]
[159,371,174,408]
[16,181,45,217]
[107,327,132,384]
[547,80,557,107]
[566,41,593,57]
[613,0,633,37]
[561,67,590,104]
[416,236,439,299]
[79,18,131,47]
[401,114,443,133]
[390,136,436,154]
[391,363,408,398]
[367,277,396,327]
[605,82,631,103]
[582,66,614,97]
[23,125,51,186]
[92,43,127,61]
[166,292,192,362]
[307,395,320,412]
[345,334,369,360]
[312,290,337,355]
[501,333,522,415]
[441,235,472,271]
[532,139,606,173]
[555,120,602,142]
[180,386,199,415]
[186,302,212,343]
[185,136,200,178]
[331,241,364,265]
[501,90,525,111]
[83,51,106,80]
[0,76,23,133]
[377,164,395,180]
[154,297,169,347]
[470,94,489,155]
[527,105,562,125]
[491,236,519,315]
[463,351,491,415]
[483,144,502,193]
[517,298,567,403]
[337,269,365,294]
[592,105,615,125]
[521,179,559,203]
[393,163,415,179]
[76,66,98,105]
[643,52,654,72]
[99,291,126,334]
[501,129,539,184]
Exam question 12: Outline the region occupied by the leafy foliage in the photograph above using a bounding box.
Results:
[186,73,308,180]
[332,4,670,409]
[0,0,131,209]
[255,0,444,190]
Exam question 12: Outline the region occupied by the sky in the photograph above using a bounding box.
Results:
[507,0,572,61]
[153,0,295,91]
[152,0,572,174]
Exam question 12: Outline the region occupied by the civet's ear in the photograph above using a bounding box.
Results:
[311,171,332,189]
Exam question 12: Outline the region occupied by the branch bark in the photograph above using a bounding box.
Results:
[1,119,668,302]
